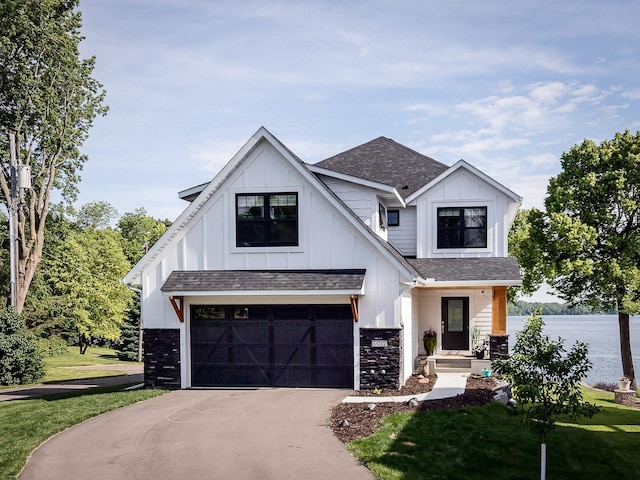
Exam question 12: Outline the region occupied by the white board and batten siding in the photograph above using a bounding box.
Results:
[387,207,417,257]
[415,288,492,355]
[317,177,389,241]
[139,141,410,332]
[414,169,513,259]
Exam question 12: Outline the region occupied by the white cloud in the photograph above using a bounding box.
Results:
[529,82,569,104]
[74,1,640,220]
[621,89,640,100]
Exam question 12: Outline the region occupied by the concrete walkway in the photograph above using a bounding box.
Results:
[342,372,469,403]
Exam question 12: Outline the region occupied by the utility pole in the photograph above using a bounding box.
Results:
[8,128,18,309]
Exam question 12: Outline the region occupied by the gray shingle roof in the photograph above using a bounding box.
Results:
[313,137,448,199]
[161,269,366,293]
[406,257,521,283]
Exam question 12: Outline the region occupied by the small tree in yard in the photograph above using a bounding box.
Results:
[0,307,44,385]
[493,312,600,480]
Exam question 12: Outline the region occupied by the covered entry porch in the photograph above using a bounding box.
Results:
[406,257,521,381]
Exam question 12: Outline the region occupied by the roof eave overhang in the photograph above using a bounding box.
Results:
[162,288,365,297]
[308,165,406,207]
[414,279,522,288]
[405,159,523,205]
[178,182,209,202]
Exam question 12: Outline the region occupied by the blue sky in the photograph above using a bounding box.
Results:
[77,0,640,226]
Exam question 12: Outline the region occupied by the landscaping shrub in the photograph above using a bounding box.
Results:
[0,307,45,385]
[591,381,616,392]
[36,336,69,357]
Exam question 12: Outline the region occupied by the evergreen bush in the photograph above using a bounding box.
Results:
[0,308,45,385]
[115,297,141,362]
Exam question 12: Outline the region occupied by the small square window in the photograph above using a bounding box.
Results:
[387,209,400,227]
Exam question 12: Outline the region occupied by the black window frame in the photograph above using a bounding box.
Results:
[236,193,299,247]
[387,209,400,227]
[437,206,487,249]
[378,202,387,230]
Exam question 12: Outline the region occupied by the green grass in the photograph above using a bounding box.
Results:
[348,388,640,480]
[0,385,167,479]
[42,346,141,383]
[0,345,155,478]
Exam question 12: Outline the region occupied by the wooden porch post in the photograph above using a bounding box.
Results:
[492,286,507,334]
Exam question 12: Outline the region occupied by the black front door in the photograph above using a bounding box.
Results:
[441,297,469,350]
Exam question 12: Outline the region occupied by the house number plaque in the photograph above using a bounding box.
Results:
[371,339,388,348]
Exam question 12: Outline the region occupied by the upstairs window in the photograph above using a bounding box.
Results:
[387,209,400,227]
[378,203,387,230]
[236,193,298,247]
[437,207,487,248]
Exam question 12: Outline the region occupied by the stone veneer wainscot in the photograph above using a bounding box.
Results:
[360,328,401,390]
[143,329,181,389]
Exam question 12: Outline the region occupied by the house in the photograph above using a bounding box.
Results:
[123,127,522,390]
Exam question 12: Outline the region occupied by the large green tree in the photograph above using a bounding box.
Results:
[511,130,640,388]
[21,204,76,339]
[50,227,132,353]
[118,208,170,264]
[0,0,107,312]
[75,200,118,230]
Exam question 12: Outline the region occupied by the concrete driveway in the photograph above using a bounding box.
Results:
[19,388,374,480]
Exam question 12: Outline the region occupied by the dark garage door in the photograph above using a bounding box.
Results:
[191,304,354,388]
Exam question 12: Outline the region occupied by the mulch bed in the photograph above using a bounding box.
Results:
[331,374,498,443]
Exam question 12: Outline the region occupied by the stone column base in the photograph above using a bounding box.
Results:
[614,389,636,407]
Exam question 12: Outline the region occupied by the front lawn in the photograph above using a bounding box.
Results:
[43,346,140,383]
[348,387,640,480]
[0,385,166,479]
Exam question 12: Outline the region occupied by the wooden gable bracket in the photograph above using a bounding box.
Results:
[169,296,185,323]
[350,295,359,323]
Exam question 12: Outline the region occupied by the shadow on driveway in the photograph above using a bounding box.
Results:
[1,365,144,402]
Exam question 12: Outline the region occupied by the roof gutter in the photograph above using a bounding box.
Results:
[161,288,365,297]
[414,279,522,288]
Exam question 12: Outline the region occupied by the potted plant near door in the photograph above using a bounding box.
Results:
[423,329,437,356]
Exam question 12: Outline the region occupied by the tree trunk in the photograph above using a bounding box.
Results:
[79,335,90,355]
[618,312,636,390]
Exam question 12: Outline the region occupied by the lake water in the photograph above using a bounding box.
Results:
[507,314,640,385]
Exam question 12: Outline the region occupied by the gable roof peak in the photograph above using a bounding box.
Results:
[313,137,448,200]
